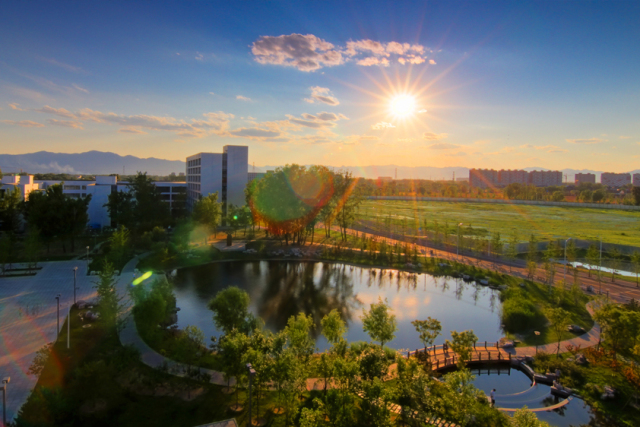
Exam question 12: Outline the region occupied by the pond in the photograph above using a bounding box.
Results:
[173,261,504,351]
[470,366,599,427]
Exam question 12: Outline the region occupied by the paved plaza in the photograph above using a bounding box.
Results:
[0,258,137,422]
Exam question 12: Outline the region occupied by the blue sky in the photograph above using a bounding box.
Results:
[1,0,639,171]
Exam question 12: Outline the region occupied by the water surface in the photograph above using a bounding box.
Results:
[173,261,504,351]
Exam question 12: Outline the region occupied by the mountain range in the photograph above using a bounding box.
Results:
[1,151,637,181]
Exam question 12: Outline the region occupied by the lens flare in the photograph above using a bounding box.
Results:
[132,271,152,285]
[390,95,416,117]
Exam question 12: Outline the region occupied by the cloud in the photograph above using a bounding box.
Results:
[229,127,281,138]
[72,84,89,93]
[304,86,339,105]
[40,57,84,73]
[251,33,343,72]
[118,127,148,134]
[209,92,215,95]
[423,132,448,141]
[619,135,631,139]
[417,109,428,114]
[532,144,567,152]
[429,59,436,65]
[9,103,25,111]
[195,52,204,61]
[236,95,252,101]
[47,119,83,129]
[427,142,460,149]
[316,112,346,121]
[34,105,78,119]
[1,120,45,127]
[566,138,605,144]
[251,33,435,71]
[286,111,346,129]
[288,117,334,128]
[372,121,395,130]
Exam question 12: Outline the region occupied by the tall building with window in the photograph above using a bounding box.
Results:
[186,145,248,215]
[633,173,640,187]
[528,170,562,186]
[575,173,596,184]
[601,172,631,187]
[498,169,528,186]
[469,169,498,188]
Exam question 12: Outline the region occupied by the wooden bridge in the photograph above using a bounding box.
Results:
[407,342,513,371]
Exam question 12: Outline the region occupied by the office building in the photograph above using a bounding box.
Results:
[0,175,40,201]
[575,173,596,184]
[186,145,248,215]
[601,172,631,188]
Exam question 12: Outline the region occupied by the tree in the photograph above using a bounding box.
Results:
[24,227,42,272]
[544,307,570,355]
[286,312,315,362]
[129,172,170,232]
[176,325,205,379]
[586,244,599,278]
[631,251,640,287]
[633,187,640,206]
[527,234,538,263]
[334,171,363,242]
[0,233,14,275]
[104,190,134,229]
[411,317,442,350]
[94,260,126,336]
[109,225,130,268]
[218,329,250,408]
[0,186,22,234]
[506,231,519,272]
[192,192,222,241]
[321,309,346,346]
[490,232,503,257]
[446,330,478,366]
[592,189,606,203]
[207,286,252,335]
[551,191,565,202]
[362,297,397,349]
[608,247,622,283]
[510,406,550,427]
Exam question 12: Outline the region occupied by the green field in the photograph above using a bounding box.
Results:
[357,199,640,247]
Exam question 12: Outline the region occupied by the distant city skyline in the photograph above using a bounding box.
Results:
[1,1,639,171]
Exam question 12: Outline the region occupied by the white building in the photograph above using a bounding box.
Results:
[601,172,631,188]
[36,175,186,229]
[186,145,248,215]
[0,174,40,200]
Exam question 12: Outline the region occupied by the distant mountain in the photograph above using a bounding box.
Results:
[0,151,185,175]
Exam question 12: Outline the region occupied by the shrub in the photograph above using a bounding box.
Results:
[501,298,541,332]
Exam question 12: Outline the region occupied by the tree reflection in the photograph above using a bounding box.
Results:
[257,262,359,338]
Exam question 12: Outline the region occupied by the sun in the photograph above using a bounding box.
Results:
[390,94,416,117]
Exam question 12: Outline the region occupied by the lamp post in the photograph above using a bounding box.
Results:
[55,294,61,340]
[245,363,256,427]
[564,238,572,282]
[67,304,70,350]
[457,223,463,260]
[86,246,90,271]
[1,377,10,427]
[534,331,540,355]
[72,267,78,304]
[599,236,603,294]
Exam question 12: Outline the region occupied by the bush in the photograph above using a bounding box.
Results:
[501,298,541,332]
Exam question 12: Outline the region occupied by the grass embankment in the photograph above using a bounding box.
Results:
[357,199,640,246]
[15,305,285,427]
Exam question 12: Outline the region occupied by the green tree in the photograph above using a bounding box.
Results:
[218,329,250,408]
[286,312,315,362]
[608,247,622,283]
[207,286,252,335]
[24,227,42,272]
[551,191,565,202]
[446,330,478,366]
[130,172,170,231]
[109,225,130,268]
[104,190,134,229]
[592,189,606,203]
[177,325,205,379]
[527,234,538,263]
[632,187,640,206]
[0,186,22,234]
[362,297,397,349]
[94,260,126,336]
[490,232,503,257]
[334,171,363,242]
[0,233,14,275]
[510,406,550,427]
[321,309,346,346]
[192,192,222,241]
[631,251,640,287]
[506,231,519,272]
[586,243,599,278]
[544,307,571,355]
[411,317,442,350]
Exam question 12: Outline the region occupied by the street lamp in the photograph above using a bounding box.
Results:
[534,331,540,355]
[457,223,463,260]
[55,294,61,340]
[1,377,10,427]
[86,246,90,271]
[245,363,256,427]
[72,267,78,304]
[563,238,572,283]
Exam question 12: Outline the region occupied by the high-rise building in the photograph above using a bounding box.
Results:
[186,145,248,215]
[498,169,528,186]
[633,173,640,187]
[528,170,562,186]
[575,173,596,184]
[469,169,498,188]
[601,172,631,187]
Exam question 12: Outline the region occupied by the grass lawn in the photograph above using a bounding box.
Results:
[357,199,640,247]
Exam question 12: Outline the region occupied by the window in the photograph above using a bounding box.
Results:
[64,185,81,190]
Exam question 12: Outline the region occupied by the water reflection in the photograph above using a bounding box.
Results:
[173,261,504,351]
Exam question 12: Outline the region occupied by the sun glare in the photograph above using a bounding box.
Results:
[390,95,416,117]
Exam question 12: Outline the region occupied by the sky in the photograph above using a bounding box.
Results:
[1,0,639,171]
